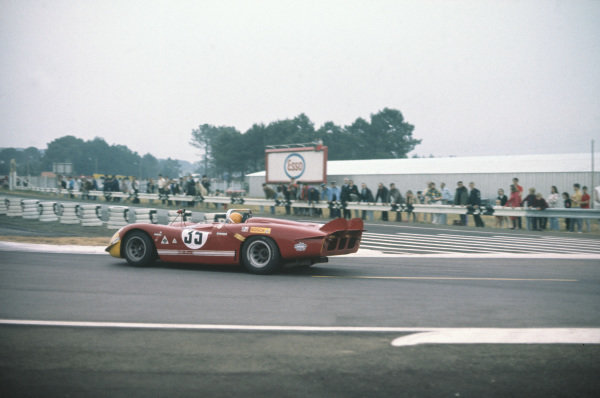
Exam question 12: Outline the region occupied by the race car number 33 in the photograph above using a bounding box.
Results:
[181,229,209,249]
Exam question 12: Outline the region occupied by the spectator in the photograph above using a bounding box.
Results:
[454,181,469,226]
[570,183,583,232]
[512,178,524,229]
[425,182,442,224]
[328,181,341,218]
[495,188,508,228]
[58,175,67,190]
[263,183,276,199]
[375,182,390,221]
[340,179,359,219]
[580,186,591,232]
[308,184,321,216]
[513,177,524,195]
[67,176,75,198]
[347,180,360,201]
[562,192,572,231]
[320,183,330,202]
[522,188,537,230]
[439,182,452,225]
[147,178,156,194]
[158,174,168,204]
[80,177,91,200]
[405,190,417,222]
[468,182,485,227]
[111,176,120,201]
[505,184,522,230]
[185,176,196,207]
[532,192,549,231]
[360,182,374,220]
[389,183,404,222]
[288,179,299,215]
[301,182,315,216]
[547,186,561,231]
[201,175,211,194]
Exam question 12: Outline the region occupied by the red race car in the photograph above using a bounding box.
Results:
[106,209,364,274]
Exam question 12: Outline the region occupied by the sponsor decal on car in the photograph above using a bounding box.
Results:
[294,242,307,252]
[249,227,271,234]
[234,233,246,242]
[216,232,228,237]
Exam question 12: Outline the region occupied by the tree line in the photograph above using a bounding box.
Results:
[0,136,181,178]
[1,107,420,179]
[191,107,420,179]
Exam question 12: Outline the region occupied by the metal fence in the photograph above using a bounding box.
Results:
[8,186,600,222]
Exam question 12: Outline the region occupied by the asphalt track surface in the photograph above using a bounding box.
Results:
[1,222,600,397]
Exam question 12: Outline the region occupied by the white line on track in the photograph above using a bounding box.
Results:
[391,328,600,346]
[2,240,600,259]
[2,320,598,347]
[311,275,577,282]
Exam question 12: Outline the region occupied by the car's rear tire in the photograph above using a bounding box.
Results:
[241,236,281,274]
[123,231,155,266]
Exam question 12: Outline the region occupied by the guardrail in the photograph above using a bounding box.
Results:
[6,188,600,222]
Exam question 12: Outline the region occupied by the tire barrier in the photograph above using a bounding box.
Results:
[0,196,7,215]
[134,208,158,224]
[38,201,59,222]
[59,202,80,224]
[21,199,40,220]
[78,204,103,227]
[107,206,128,229]
[6,197,23,217]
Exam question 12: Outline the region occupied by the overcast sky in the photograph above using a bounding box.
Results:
[1,0,598,162]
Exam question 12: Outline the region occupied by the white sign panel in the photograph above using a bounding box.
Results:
[266,146,328,183]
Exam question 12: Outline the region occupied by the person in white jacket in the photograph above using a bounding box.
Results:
[547,185,562,231]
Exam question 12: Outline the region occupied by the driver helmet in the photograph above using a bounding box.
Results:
[229,212,243,223]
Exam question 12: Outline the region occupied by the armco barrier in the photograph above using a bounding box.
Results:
[107,206,128,229]
[21,199,40,220]
[6,197,23,217]
[59,202,80,224]
[78,204,103,227]
[6,187,600,224]
[39,201,59,222]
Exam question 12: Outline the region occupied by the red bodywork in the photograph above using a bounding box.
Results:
[109,216,363,266]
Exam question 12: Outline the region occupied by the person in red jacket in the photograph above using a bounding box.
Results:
[505,184,522,230]
[581,186,591,232]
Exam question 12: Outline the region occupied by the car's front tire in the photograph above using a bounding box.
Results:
[123,231,156,266]
[241,236,281,274]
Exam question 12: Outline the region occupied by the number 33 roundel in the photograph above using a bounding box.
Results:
[181,229,209,249]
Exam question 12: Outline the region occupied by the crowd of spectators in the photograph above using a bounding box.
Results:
[54,173,597,232]
[262,177,598,232]
[56,174,213,204]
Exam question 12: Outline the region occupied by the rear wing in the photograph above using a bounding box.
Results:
[320,218,364,256]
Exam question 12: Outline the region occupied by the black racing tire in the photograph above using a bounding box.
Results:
[123,230,156,266]
[241,236,281,274]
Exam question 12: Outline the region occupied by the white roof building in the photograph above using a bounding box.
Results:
[246,153,599,200]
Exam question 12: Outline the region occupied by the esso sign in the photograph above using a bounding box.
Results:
[265,146,327,183]
[284,153,305,179]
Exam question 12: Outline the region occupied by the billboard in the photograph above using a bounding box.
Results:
[265,145,328,183]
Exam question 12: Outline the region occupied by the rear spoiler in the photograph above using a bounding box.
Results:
[320,218,364,255]
[320,217,364,234]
